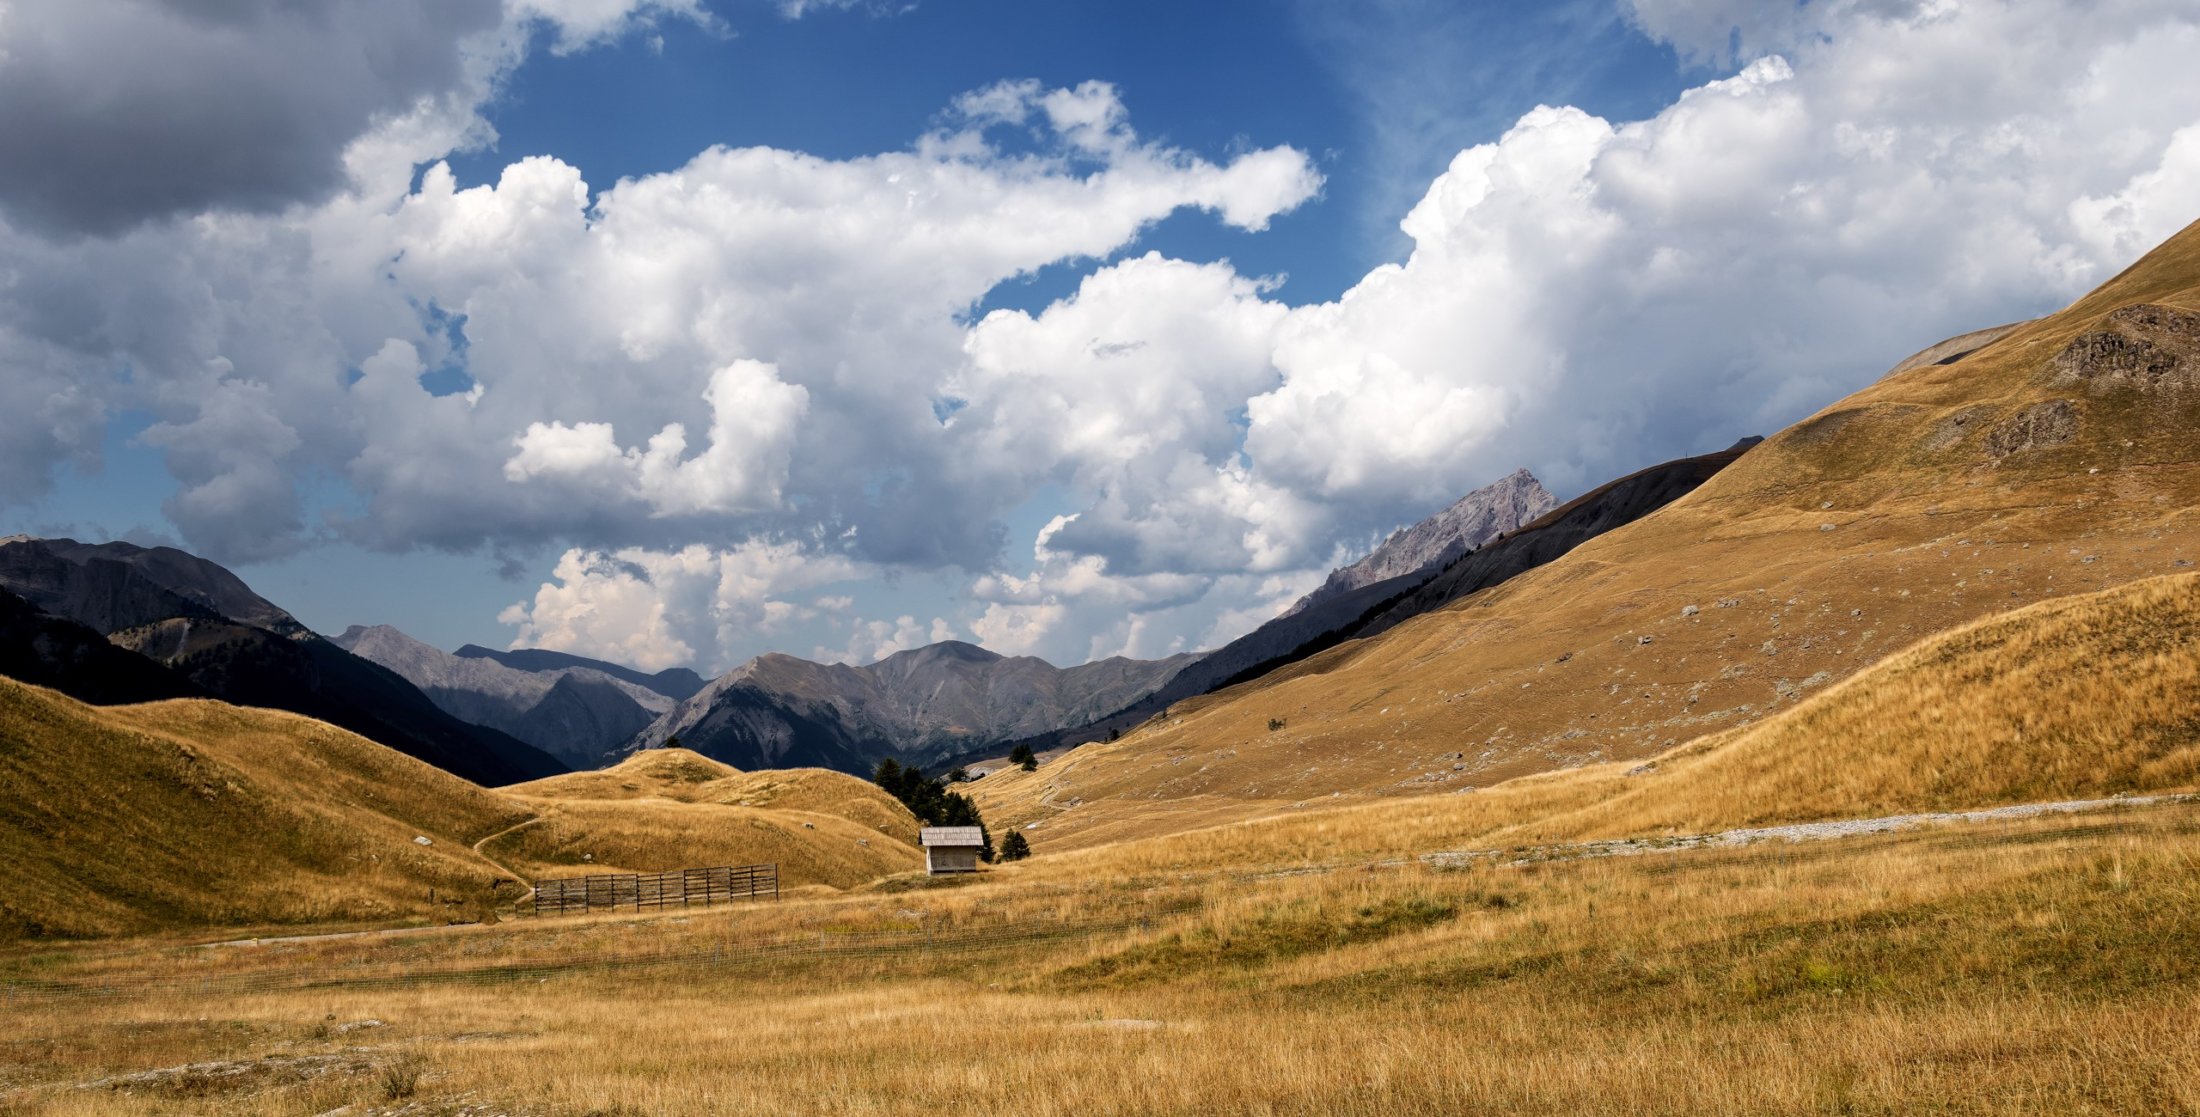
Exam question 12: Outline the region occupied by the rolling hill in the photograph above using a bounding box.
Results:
[0,676,533,939]
[975,217,2200,850]
[0,685,924,940]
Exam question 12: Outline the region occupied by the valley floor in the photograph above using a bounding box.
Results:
[4,796,2198,1116]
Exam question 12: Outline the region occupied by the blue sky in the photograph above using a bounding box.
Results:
[2,0,2196,672]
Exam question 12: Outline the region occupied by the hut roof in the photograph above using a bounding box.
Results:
[920,826,986,847]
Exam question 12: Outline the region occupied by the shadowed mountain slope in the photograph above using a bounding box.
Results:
[1003,447,1753,760]
[0,588,202,705]
[625,641,1196,775]
[333,625,673,769]
[0,538,564,786]
[454,644,706,701]
[975,217,2200,850]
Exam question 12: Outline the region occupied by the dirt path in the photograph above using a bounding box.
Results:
[1413,792,2197,869]
[198,818,548,950]
[471,816,544,867]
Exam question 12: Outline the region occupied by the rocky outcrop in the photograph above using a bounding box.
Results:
[1282,468,1556,619]
[2053,303,2200,390]
[1984,399,2080,458]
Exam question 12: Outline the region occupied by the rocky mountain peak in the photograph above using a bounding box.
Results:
[1283,468,1559,618]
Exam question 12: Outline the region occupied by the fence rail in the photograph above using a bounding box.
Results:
[531,864,777,915]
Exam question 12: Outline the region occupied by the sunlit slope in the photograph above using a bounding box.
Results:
[507,748,745,800]
[503,748,924,888]
[481,799,922,890]
[510,747,921,847]
[978,217,2200,850]
[1024,572,2200,877]
[2,705,929,940]
[0,677,529,939]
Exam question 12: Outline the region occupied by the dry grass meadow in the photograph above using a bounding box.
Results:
[10,569,2200,1113]
[3,795,2197,1116]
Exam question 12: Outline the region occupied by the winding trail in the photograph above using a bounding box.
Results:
[197,816,549,950]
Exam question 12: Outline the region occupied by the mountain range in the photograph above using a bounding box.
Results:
[330,465,1584,777]
[972,216,2200,848]
[0,537,563,786]
[0,456,1693,784]
[330,625,690,770]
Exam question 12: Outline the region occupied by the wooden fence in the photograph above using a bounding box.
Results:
[531,864,778,916]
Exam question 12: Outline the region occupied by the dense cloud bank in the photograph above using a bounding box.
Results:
[1,0,2197,668]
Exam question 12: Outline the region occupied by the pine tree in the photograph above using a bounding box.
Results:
[1009,743,1037,771]
[999,830,1031,861]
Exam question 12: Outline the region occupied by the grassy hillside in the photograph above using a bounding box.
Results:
[1020,572,2200,879]
[481,800,920,891]
[501,749,923,888]
[507,748,747,800]
[0,677,530,939]
[0,693,925,941]
[512,748,922,847]
[978,217,2200,849]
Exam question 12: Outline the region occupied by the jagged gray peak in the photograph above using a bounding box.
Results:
[1284,468,1556,619]
[332,625,672,769]
[622,641,1197,774]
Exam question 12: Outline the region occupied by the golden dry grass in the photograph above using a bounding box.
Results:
[0,693,923,941]
[1014,572,2200,881]
[0,679,532,939]
[977,217,2200,850]
[483,798,919,890]
[510,749,922,848]
[3,799,2196,1116]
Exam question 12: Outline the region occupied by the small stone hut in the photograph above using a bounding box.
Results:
[919,826,986,875]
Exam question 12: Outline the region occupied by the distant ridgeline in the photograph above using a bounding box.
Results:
[0,537,562,786]
[959,443,1759,765]
[0,454,1704,786]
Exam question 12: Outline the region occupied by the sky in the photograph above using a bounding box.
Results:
[1,0,2197,675]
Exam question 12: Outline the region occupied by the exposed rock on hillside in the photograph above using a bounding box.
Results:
[1283,468,1556,619]
[2052,303,2200,389]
